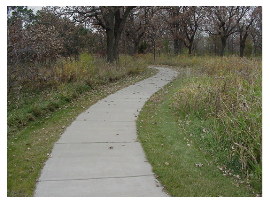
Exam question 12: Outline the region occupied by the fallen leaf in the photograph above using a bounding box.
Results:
[195,163,204,167]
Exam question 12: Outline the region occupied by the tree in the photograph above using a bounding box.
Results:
[36,9,93,60]
[237,7,257,57]
[163,6,183,55]
[179,7,204,55]
[7,6,36,65]
[249,7,262,56]
[205,6,246,56]
[161,6,203,55]
[7,6,36,26]
[124,7,152,55]
[144,7,164,61]
[7,7,93,93]
[62,6,135,63]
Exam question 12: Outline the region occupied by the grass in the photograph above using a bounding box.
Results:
[7,53,262,196]
[7,53,156,196]
[137,55,262,196]
[137,80,252,196]
[7,53,151,135]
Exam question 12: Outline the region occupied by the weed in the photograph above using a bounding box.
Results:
[137,78,254,196]
[141,55,261,194]
[7,53,151,136]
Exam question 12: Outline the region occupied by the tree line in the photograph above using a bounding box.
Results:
[8,6,262,65]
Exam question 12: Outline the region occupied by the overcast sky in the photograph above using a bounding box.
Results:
[28,6,43,13]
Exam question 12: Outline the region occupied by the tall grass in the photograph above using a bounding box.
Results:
[7,53,262,194]
[7,53,150,136]
[54,53,149,84]
[165,56,261,192]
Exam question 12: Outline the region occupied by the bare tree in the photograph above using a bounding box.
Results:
[180,7,204,55]
[124,7,154,55]
[237,7,258,57]
[163,6,184,55]
[205,6,246,56]
[145,7,165,61]
[249,7,262,56]
[161,6,204,55]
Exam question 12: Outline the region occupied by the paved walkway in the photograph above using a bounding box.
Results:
[35,67,178,197]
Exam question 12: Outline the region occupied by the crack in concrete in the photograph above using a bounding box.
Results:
[38,174,154,182]
[56,141,135,144]
[75,120,135,122]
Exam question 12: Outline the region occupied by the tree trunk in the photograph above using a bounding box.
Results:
[220,37,227,56]
[133,40,139,55]
[113,42,119,62]
[188,46,192,55]
[239,42,245,57]
[239,33,248,57]
[188,40,193,55]
[106,29,116,63]
[252,40,256,56]
[231,37,234,54]
[174,39,181,55]
[153,39,156,62]
[106,27,121,63]
[102,7,134,63]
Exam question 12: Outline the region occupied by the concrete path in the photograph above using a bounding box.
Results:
[35,66,178,197]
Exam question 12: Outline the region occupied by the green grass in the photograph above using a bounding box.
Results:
[137,78,255,196]
[7,54,261,196]
[7,54,156,196]
[7,53,152,136]
[137,55,261,196]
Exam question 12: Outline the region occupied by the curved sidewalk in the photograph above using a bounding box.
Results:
[35,66,178,197]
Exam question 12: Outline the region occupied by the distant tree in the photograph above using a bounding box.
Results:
[144,7,164,61]
[205,6,246,56]
[124,7,153,55]
[7,6,36,26]
[22,22,64,63]
[237,7,257,57]
[7,8,67,65]
[179,7,204,55]
[7,6,37,92]
[7,6,36,65]
[36,9,91,60]
[249,7,262,56]
[163,6,184,55]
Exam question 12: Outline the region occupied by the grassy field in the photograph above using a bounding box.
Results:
[7,53,155,196]
[138,55,262,196]
[7,54,262,196]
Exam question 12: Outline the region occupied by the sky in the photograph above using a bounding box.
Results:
[28,6,43,13]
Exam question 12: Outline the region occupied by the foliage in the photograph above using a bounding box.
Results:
[138,55,261,195]
[7,7,97,93]
[155,55,262,192]
[7,53,151,136]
